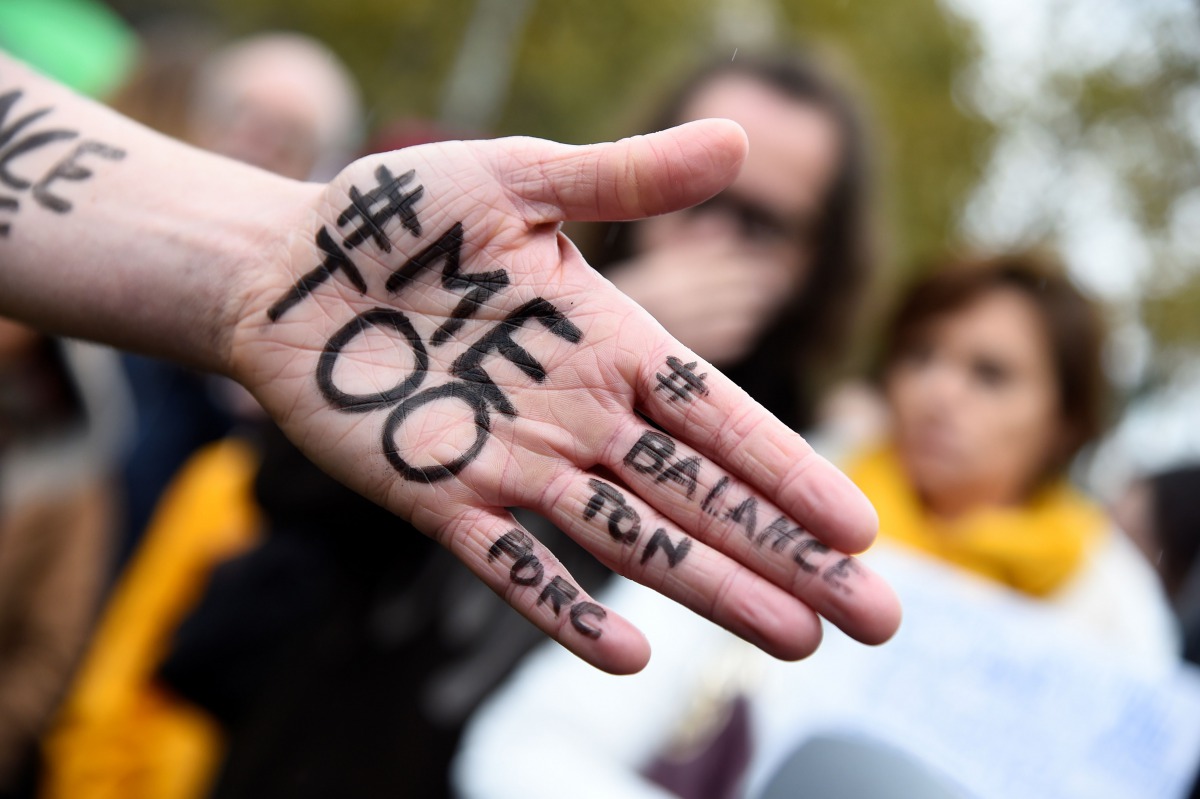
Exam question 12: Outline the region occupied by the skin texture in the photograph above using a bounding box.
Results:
[886,288,1064,519]
[0,54,900,673]
[614,73,842,367]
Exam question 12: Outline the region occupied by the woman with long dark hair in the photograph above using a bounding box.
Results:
[590,50,874,430]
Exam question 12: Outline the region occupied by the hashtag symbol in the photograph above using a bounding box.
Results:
[337,165,425,253]
[655,356,709,403]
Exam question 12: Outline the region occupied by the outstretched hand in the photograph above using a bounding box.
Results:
[229,120,901,673]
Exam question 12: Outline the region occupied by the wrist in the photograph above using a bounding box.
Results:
[196,170,319,377]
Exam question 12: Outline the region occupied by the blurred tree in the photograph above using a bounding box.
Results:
[776,0,993,293]
[947,0,1200,388]
[107,0,989,274]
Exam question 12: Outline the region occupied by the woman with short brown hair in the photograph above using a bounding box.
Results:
[860,253,1119,597]
[457,252,1179,799]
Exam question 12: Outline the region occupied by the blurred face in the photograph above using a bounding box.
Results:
[196,92,320,180]
[886,288,1064,517]
[633,73,842,309]
[191,58,326,180]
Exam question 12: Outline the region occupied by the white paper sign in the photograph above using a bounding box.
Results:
[748,550,1200,799]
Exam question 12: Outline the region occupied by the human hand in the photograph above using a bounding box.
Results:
[230,121,901,673]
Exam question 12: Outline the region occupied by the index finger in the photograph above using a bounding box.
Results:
[635,339,881,556]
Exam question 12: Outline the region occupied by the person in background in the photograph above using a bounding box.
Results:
[589,49,874,431]
[1114,464,1200,666]
[851,254,1170,641]
[186,32,362,181]
[455,253,1178,799]
[0,325,125,799]
[1113,463,1200,799]
[453,46,879,799]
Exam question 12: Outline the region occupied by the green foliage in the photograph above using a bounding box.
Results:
[206,0,477,125]
[169,0,990,283]
[973,5,1200,380]
[779,0,992,279]
[500,0,707,144]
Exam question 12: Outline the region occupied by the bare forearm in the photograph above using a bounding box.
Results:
[0,54,314,373]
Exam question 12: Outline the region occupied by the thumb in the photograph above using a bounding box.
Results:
[512,118,748,224]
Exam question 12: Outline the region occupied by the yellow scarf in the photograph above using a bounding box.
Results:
[849,445,1106,597]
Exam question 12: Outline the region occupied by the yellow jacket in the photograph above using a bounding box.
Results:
[42,439,261,799]
[849,445,1106,597]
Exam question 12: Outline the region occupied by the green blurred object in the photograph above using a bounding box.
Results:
[0,0,136,98]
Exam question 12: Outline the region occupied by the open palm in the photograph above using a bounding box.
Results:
[229,120,900,673]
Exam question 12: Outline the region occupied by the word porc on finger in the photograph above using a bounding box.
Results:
[488,529,607,639]
[266,163,582,483]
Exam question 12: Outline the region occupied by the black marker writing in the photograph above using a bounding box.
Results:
[337,164,424,251]
[640,528,692,568]
[618,425,859,588]
[656,456,700,500]
[700,476,731,516]
[724,496,759,540]
[269,170,584,480]
[449,297,582,415]
[386,222,510,345]
[537,576,579,616]
[0,88,124,236]
[265,168,428,323]
[570,603,606,639]
[794,538,831,574]
[0,90,76,191]
[31,140,125,213]
[382,382,492,481]
[623,430,701,500]
[583,479,641,545]
[0,195,15,237]
[822,556,860,594]
[655,356,708,403]
[488,529,606,639]
[624,430,675,474]
[758,516,804,553]
[316,308,428,412]
[582,480,690,570]
[267,226,367,322]
[487,529,545,586]
[714,489,849,586]
[381,298,581,481]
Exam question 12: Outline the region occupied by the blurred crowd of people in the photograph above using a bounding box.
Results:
[1,4,1199,799]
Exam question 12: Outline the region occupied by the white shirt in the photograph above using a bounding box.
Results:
[454,536,1194,799]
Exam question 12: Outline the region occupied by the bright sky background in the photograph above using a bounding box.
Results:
[942,0,1200,497]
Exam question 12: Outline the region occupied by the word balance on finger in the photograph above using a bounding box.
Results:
[622,426,863,593]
